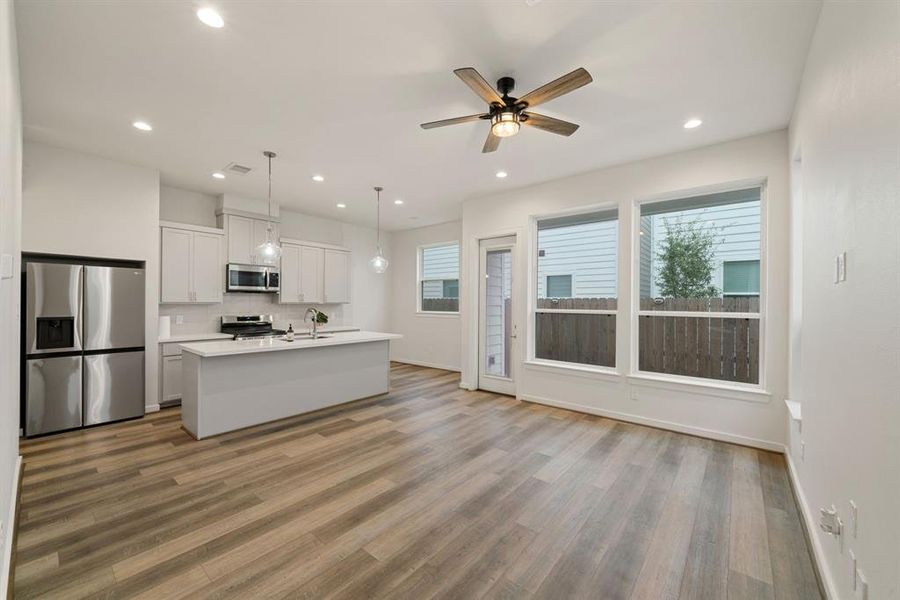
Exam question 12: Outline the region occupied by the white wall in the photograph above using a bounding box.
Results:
[159,186,391,335]
[23,141,161,413]
[0,1,22,595]
[388,221,462,371]
[159,185,216,228]
[461,130,790,450]
[787,2,900,598]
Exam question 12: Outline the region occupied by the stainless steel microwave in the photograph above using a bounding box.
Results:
[226,264,280,293]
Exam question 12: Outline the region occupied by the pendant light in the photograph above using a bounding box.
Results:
[369,186,389,273]
[255,150,282,265]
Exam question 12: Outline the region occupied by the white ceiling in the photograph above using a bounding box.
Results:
[15,1,820,231]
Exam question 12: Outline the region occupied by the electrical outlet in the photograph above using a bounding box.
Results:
[834,252,847,283]
[175,314,184,325]
[849,500,858,538]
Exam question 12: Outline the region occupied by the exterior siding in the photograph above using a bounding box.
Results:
[421,243,459,299]
[647,200,761,297]
[536,200,760,300]
[537,219,618,298]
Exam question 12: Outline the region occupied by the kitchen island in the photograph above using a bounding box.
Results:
[179,331,401,439]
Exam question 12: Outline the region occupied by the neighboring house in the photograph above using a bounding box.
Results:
[643,199,761,298]
[536,194,760,300]
[421,243,459,299]
[537,218,618,299]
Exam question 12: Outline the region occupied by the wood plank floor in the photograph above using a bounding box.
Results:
[14,363,822,599]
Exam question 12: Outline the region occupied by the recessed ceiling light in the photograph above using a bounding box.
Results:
[132,121,152,131]
[495,171,508,178]
[312,175,325,182]
[196,8,224,28]
[336,203,346,208]
[212,172,225,179]
[683,118,702,129]
[394,199,404,205]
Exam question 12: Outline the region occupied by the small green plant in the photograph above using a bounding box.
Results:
[306,308,329,324]
[655,217,720,298]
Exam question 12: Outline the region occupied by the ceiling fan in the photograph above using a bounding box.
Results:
[420,66,592,153]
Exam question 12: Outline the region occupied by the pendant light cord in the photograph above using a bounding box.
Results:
[374,186,383,248]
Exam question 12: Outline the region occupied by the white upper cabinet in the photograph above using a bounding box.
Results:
[279,242,347,305]
[160,223,224,304]
[161,228,192,303]
[324,249,351,304]
[279,243,301,304]
[225,215,253,265]
[192,233,224,302]
[222,214,279,265]
[300,246,324,303]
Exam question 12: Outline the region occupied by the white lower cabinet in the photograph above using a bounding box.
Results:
[161,355,182,403]
[279,242,347,304]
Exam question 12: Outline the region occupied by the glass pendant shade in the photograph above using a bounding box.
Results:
[256,233,282,264]
[369,247,389,274]
[256,150,282,265]
[370,186,389,273]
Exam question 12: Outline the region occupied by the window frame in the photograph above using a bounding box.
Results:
[722,259,761,297]
[528,203,620,374]
[630,179,768,391]
[416,240,460,316]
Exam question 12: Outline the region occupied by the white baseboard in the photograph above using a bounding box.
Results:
[1,455,22,599]
[144,403,160,413]
[520,393,783,452]
[784,450,838,600]
[391,358,461,373]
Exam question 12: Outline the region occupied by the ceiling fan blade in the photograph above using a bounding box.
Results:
[420,114,488,129]
[522,112,580,136]
[482,131,501,153]
[516,67,592,109]
[454,67,505,106]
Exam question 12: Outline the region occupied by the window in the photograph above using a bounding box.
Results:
[546,275,572,298]
[534,209,618,368]
[418,242,459,313]
[637,186,762,385]
[723,260,760,295]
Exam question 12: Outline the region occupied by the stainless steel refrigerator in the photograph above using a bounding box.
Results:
[24,260,145,436]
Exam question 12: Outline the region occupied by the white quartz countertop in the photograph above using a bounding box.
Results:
[179,331,402,357]
[159,332,234,344]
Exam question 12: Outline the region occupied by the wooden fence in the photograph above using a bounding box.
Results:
[535,296,760,383]
[421,298,459,312]
[535,298,616,367]
[638,297,759,384]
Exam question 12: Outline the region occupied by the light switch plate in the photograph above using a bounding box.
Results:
[0,253,12,279]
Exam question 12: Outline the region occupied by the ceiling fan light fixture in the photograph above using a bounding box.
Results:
[491,111,520,138]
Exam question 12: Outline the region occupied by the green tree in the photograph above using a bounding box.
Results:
[655,218,720,298]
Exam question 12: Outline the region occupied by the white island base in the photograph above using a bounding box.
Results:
[179,332,401,439]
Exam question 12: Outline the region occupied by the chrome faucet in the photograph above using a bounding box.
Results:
[305,307,320,339]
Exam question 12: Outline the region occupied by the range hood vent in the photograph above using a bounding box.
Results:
[224,162,253,175]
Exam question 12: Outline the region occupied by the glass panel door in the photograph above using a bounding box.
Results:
[478,236,516,395]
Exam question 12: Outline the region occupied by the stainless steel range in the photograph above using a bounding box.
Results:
[221,315,286,340]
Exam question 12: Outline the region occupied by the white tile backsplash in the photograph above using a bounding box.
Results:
[159,293,346,336]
